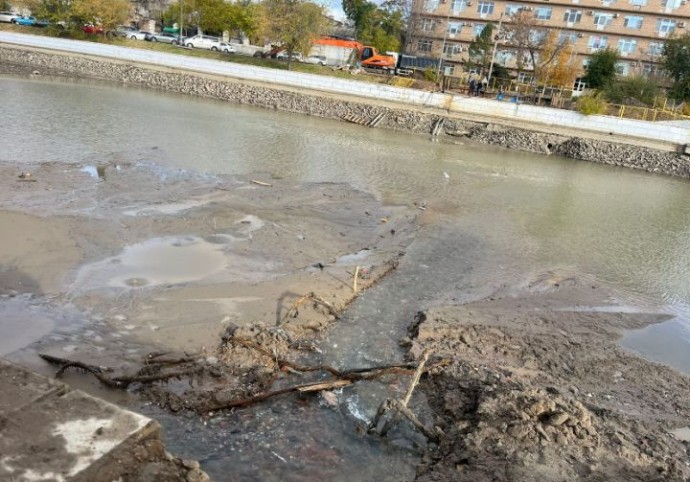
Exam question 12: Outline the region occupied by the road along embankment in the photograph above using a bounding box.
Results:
[1,40,689,179]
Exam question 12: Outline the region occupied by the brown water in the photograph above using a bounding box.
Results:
[3,76,690,479]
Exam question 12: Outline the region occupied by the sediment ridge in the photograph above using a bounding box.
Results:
[1,44,689,179]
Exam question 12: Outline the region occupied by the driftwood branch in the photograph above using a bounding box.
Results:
[39,353,202,389]
[278,292,341,326]
[368,350,441,441]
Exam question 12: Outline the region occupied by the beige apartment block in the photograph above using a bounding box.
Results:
[408,0,690,79]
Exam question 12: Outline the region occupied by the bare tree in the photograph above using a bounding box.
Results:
[504,9,567,82]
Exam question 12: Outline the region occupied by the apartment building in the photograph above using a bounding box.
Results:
[407,0,690,78]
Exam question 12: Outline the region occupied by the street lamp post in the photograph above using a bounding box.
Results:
[486,12,504,86]
[436,3,454,84]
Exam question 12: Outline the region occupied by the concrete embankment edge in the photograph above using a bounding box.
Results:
[1,44,689,180]
[0,358,208,481]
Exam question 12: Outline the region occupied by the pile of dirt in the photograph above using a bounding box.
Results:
[408,280,690,481]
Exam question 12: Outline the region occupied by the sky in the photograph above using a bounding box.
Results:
[323,0,347,21]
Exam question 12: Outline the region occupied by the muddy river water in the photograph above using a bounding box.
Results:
[3,76,690,480]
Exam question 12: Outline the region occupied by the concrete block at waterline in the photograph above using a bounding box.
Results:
[0,359,66,414]
[0,359,158,482]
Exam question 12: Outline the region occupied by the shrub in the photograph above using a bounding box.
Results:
[604,76,659,106]
[424,67,439,83]
[577,94,607,115]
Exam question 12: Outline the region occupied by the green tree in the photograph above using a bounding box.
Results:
[15,0,72,25]
[166,0,258,38]
[662,34,690,100]
[259,0,328,69]
[342,0,403,52]
[582,48,619,89]
[71,0,131,32]
[467,23,493,76]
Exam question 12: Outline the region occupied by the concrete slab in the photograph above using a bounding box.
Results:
[0,359,65,415]
[0,359,160,482]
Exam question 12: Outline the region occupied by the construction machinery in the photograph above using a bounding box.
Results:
[309,37,397,73]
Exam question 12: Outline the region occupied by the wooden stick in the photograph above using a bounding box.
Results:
[296,379,352,392]
[401,350,430,408]
[250,179,272,187]
[353,265,360,293]
[208,379,350,410]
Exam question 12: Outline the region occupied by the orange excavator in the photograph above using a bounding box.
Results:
[310,37,397,72]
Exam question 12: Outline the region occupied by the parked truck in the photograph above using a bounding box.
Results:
[309,37,397,72]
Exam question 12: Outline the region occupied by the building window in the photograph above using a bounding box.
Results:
[588,35,608,50]
[451,0,467,13]
[662,0,682,8]
[647,41,664,56]
[421,18,435,31]
[529,29,546,43]
[417,39,433,52]
[517,72,533,83]
[602,0,617,6]
[423,0,439,12]
[615,62,630,75]
[559,31,579,44]
[444,64,456,76]
[497,50,514,65]
[444,43,463,55]
[593,12,614,27]
[618,38,638,54]
[563,10,582,23]
[448,21,461,36]
[624,16,643,29]
[629,0,647,5]
[535,7,552,19]
[656,18,676,36]
[473,23,486,36]
[505,4,522,16]
[477,1,495,15]
[642,63,660,76]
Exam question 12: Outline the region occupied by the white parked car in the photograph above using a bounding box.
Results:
[0,11,19,23]
[304,55,327,66]
[184,35,222,51]
[219,42,236,54]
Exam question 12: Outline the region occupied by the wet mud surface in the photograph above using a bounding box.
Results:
[3,159,690,481]
[410,275,690,481]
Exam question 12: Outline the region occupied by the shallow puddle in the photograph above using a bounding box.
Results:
[71,236,228,291]
[0,297,55,356]
[620,316,690,375]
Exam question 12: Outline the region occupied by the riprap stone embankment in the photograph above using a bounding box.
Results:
[2,45,688,179]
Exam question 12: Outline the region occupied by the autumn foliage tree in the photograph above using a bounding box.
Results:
[536,31,576,87]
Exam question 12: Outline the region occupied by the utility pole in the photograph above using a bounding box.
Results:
[486,12,504,86]
[178,0,183,45]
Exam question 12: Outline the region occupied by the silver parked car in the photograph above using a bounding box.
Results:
[114,26,149,40]
[0,11,19,23]
[146,32,182,44]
